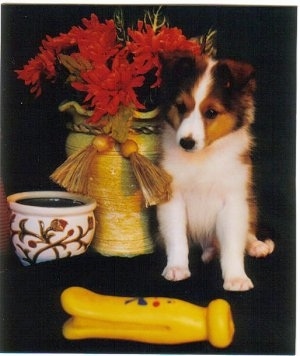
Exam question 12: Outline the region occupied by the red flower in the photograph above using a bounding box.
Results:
[15,48,57,97]
[77,18,120,64]
[72,53,145,123]
[50,219,68,231]
[67,229,74,237]
[15,28,77,97]
[42,32,77,54]
[28,240,37,248]
[127,22,157,72]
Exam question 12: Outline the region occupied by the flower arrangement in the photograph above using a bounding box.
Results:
[16,7,215,206]
[15,8,207,137]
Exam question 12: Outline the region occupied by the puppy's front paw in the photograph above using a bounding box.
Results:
[162,266,191,281]
[223,276,254,291]
[247,239,275,258]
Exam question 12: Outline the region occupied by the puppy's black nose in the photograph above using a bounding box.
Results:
[180,137,196,150]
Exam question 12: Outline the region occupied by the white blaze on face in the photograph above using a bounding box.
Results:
[176,59,215,151]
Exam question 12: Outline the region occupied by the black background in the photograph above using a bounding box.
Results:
[0,5,297,354]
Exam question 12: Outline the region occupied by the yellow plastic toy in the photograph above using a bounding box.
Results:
[61,287,235,348]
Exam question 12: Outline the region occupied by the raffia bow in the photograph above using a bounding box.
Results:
[50,134,113,196]
[119,139,172,207]
[50,129,172,207]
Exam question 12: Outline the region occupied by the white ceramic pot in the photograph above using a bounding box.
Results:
[7,191,97,266]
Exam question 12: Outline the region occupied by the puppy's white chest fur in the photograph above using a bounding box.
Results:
[160,123,250,240]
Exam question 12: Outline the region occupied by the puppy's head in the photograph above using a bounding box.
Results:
[159,52,256,151]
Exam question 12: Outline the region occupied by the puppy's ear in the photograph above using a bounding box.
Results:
[159,51,198,85]
[216,59,256,93]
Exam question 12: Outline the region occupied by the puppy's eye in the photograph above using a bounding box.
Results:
[175,102,186,114]
[204,109,218,120]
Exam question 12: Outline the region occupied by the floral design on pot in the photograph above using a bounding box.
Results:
[7,191,97,266]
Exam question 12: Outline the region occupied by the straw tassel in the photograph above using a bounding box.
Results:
[120,139,172,207]
[50,135,114,194]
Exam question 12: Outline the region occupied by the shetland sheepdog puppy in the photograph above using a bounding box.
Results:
[157,52,274,291]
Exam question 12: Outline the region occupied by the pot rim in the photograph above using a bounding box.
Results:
[7,191,97,216]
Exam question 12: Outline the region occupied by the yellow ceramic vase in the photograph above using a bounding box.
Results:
[61,102,160,257]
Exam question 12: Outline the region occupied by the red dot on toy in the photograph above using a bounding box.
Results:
[153,300,160,307]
